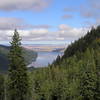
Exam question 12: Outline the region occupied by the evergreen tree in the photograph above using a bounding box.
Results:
[94,49,100,100]
[53,55,60,65]
[0,74,5,100]
[8,29,29,100]
[80,49,97,100]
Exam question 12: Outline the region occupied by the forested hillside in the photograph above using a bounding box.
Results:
[0,45,37,72]
[30,26,100,100]
[62,26,100,60]
[52,26,100,65]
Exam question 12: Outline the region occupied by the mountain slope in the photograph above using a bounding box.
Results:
[64,26,100,59]
[0,45,37,72]
[30,26,100,100]
[52,26,100,65]
[62,26,100,59]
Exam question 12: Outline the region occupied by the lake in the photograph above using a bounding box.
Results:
[28,51,63,67]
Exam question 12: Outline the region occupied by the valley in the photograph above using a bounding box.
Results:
[24,44,66,67]
[23,44,66,52]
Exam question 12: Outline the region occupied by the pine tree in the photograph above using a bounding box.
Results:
[8,29,29,100]
[80,49,97,100]
[94,49,100,100]
[52,55,60,66]
[0,74,4,100]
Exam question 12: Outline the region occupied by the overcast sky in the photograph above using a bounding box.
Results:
[0,0,100,44]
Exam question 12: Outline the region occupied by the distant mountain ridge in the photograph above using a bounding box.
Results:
[52,48,65,52]
[0,45,37,73]
[23,44,65,52]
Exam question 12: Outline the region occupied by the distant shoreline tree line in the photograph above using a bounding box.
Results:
[0,26,100,100]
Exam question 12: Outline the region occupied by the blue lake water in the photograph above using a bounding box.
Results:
[29,51,63,67]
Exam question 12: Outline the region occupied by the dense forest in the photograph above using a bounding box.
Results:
[0,26,100,100]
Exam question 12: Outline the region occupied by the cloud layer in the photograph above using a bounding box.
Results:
[0,17,51,30]
[0,0,98,43]
[80,0,100,26]
[63,0,100,27]
[0,0,51,11]
[0,17,25,30]
[0,24,89,42]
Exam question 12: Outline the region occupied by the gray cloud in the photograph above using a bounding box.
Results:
[0,0,51,11]
[0,17,51,30]
[88,0,100,9]
[80,0,100,19]
[62,7,75,20]
[62,14,73,19]
[0,17,25,30]
[63,8,75,12]
[63,0,100,27]
[75,0,100,27]
[80,9,95,18]
[25,25,52,29]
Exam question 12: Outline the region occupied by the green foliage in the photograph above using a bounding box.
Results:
[29,26,100,100]
[7,29,29,100]
[0,74,5,100]
[30,47,99,100]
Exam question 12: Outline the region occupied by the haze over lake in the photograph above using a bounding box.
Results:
[25,44,66,67]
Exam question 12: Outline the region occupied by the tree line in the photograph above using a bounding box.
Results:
[0,26,100,100]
